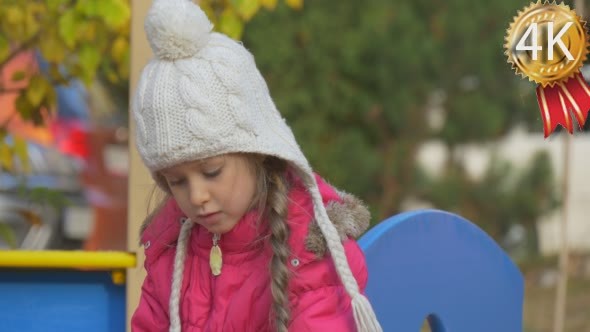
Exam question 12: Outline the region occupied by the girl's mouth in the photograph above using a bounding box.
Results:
[197,212,221,224]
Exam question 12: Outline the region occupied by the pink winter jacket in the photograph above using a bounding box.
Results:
[131,174,371,331]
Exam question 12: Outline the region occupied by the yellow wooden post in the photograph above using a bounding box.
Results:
[127,0,153,330]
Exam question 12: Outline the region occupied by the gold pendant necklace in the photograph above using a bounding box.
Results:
[210,233,222,276]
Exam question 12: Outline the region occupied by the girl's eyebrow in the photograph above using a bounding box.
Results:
[161,159,215,177]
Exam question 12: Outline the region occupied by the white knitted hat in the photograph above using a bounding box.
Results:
[132,1,382,331]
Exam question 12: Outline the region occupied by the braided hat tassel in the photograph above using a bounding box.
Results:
[306,177,383,332]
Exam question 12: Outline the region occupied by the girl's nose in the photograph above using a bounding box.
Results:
[189,181,210,206]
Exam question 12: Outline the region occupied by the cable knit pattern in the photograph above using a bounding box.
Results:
[132,1,382,331]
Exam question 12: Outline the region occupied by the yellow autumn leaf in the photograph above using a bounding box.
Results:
[47,0,69,11]
[76,1,99,17]
[39,32,67,62]
[219,8,244,40]
[285,0,303,10]
[5,6,24,26]
[111,36,128,63]
[15,93,34,121]
[13,137,30,173]
[105,68,120,84]
[260,0,278,10]
[0,35,10,63]
[199,2,217,26]
[24,7,40,40]
[79,44,101,85]
[80,21,98,42]
[3,6,27,41]
[26,75,49,108]
[59,9,79,49]
[45,86,57,109]
[233,0,261,21]
[118,57,130,81]
[98,0,131,31]
[0,143,13,172]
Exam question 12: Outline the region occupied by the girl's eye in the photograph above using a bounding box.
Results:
[168,178,185,186]
[203,167,222,178]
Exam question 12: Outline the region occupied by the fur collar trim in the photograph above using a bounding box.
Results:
[305,191,370,258]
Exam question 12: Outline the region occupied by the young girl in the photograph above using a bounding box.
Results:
[131,0,382,331]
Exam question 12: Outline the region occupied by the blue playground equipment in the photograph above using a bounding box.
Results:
[0,251,135,332]
[0,210,523,331]
[359,209,524,332]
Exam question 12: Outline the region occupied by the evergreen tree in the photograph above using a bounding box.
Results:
[244,0,560,252]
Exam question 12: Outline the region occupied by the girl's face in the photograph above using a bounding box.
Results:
[160,154,258,234]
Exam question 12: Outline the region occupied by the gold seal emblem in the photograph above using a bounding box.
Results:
[505,1,589,87]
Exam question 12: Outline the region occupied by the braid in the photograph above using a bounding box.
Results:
[266,165,291,332]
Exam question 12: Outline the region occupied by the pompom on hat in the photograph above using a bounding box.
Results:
[132,0,383,331]
[144,0,212,60]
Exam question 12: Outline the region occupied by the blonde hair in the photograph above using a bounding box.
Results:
[258,156,291,332]
[144,154,293,331]
[237,154,292,331]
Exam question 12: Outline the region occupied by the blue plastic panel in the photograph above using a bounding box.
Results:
[358,210,524,332]
[0,270,125,332]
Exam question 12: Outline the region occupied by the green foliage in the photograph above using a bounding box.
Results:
[244,0,558,244]
[200,0,303,39]
[17,186,71,210]
[0,0,130,139]
[0,0,131,173]
[432,0,542,143]
[511,151,560,224]
[243,0,441,214]
[0,223,17,249]
[416,151,558,243]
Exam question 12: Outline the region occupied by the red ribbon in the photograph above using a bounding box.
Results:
[535,73,590,137]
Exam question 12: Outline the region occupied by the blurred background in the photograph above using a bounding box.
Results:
[0,0,588,331]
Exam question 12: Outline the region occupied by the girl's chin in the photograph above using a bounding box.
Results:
[200,222,237,235]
